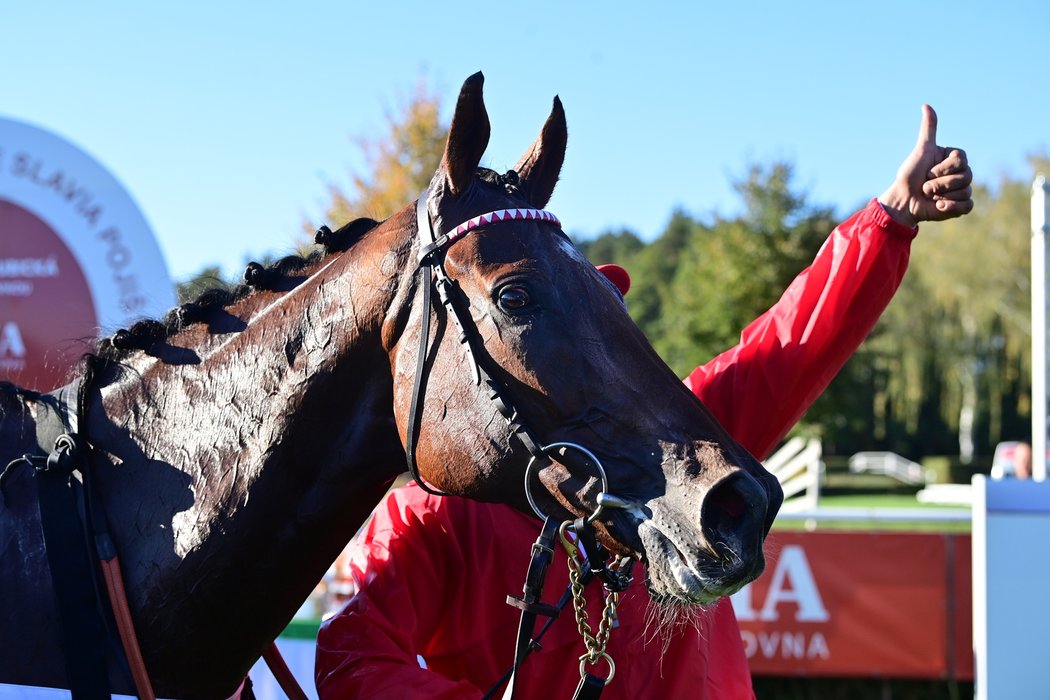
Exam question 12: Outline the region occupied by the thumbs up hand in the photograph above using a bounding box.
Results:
[878,105,973,228]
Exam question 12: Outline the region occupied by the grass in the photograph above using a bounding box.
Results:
[773,493,972,533]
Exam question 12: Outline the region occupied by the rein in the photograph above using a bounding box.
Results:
[408,180,635,699]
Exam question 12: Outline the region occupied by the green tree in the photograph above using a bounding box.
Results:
[574,228,644,265]
[648,163,834,377]
[176,265,231,304]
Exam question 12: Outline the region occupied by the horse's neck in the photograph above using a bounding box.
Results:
[95,246,408,517]
[82,213,418,695]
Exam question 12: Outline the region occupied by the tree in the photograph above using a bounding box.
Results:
[645,163,833,377]
[573,228,644,265]
[176,81,450,295]
[322,82,449,227]
[871,158,1043,459]
[176,265,231,304]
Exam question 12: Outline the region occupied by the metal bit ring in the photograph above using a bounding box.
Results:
[524,442,609,523]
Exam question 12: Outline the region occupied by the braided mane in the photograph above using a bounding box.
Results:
[94,217,379,361]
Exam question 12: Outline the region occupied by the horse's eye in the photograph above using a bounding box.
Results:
[497,286,531,312]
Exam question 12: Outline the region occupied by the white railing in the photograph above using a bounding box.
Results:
[848,451,929,485]
[775,506,970,523]
[763,436,822,511]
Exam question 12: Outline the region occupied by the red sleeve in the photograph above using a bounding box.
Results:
[314,488,486,700]
[684,199,917,459]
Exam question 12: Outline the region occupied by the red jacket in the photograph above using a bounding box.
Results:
[315,200,917,699]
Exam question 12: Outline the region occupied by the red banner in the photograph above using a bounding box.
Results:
[0,200,98,390]
[734,531,972,679]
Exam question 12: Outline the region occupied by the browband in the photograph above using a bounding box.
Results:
[417,190,561,262]
[449,208,560,241]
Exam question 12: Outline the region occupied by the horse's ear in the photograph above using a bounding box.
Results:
[513,96,567,209]
[440,72,490,195]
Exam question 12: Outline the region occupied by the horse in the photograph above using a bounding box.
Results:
[0,72,782,698]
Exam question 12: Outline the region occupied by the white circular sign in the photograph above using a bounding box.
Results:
[0,117,174,390]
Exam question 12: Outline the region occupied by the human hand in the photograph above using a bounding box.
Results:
[878,105,973,228]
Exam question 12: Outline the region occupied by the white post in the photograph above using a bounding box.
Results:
[1033,175,1050,482]
[973,476,1050,699]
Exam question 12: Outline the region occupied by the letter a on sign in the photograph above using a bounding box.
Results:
[759,545,830,622]
[0,322,25,358]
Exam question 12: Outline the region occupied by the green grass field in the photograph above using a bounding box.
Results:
[773,493,971,532]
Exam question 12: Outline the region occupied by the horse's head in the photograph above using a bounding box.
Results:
[388,73,783,605]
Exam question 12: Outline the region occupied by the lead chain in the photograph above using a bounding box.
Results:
[559,522,622,676]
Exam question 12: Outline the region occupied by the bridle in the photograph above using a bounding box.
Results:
[405,180,560,497]
[407,176,622,513]
[407,176,635,699]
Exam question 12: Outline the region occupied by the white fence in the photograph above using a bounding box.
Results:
[763,436,822,511]
[848,451,929,485]
[775,506,970,523]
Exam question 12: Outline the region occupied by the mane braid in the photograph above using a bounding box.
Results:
[95,218,383,362]
[316,217,379,253]
[475,167,502,186]
[243,252,319,292]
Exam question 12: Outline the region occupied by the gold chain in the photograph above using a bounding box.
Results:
[559,522,622,678]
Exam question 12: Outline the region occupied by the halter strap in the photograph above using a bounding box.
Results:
[405,193,448,496]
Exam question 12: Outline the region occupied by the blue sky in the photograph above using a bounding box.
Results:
[4,1,1047,282]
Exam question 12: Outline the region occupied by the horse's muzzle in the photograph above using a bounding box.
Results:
[639,469,778,605]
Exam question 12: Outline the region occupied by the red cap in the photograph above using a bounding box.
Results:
[596,263,631,296]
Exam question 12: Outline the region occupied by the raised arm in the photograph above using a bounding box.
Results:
[687,105,972,459]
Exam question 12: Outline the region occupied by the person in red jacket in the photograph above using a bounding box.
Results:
[315,106,972,699]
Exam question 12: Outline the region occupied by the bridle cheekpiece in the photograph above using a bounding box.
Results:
[408,181,634,699]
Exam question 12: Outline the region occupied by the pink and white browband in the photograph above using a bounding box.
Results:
[446,208,561,246]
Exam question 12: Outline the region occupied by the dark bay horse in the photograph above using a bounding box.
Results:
[0,73,782,698]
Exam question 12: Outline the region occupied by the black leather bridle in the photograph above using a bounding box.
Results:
[406,181,565,497]
[405,179,635,699]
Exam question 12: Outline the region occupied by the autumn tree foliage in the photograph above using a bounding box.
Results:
[322,83,449,226]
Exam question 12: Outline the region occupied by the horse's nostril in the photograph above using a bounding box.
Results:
[710,483,746,519]
[701,474,765,555]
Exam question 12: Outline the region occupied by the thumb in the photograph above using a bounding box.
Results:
[915,104,937,148]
